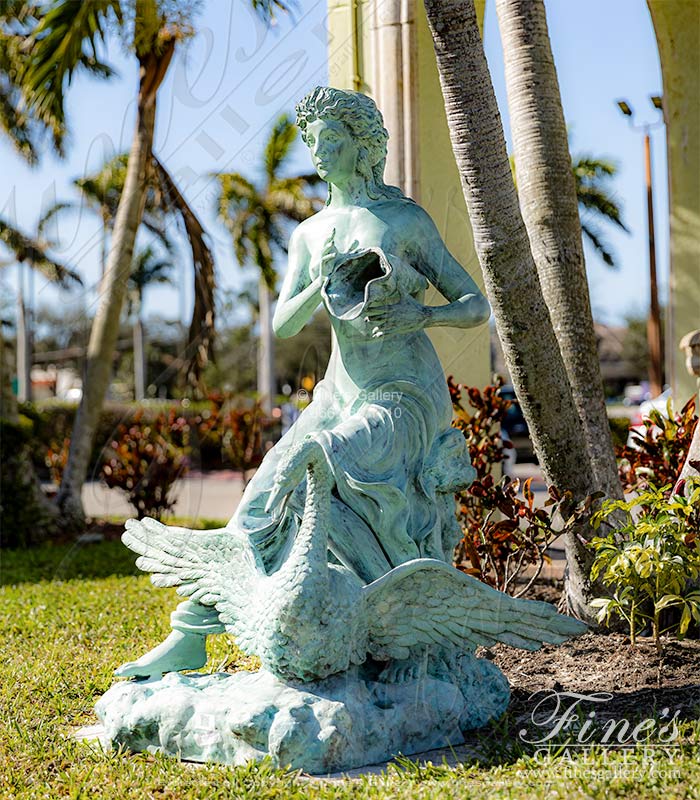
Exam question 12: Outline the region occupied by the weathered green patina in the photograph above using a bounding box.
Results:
[97,87,585,774]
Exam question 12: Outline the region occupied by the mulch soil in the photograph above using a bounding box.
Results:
[477,580,700,729]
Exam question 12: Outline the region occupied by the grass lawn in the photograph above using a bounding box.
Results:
[2,538,700,799]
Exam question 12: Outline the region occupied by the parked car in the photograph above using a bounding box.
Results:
[500,384,536,462]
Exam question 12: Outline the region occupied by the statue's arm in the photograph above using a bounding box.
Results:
[412,207,491,329]
[272,228,323,339]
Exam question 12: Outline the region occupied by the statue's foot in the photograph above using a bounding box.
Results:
[114,630,208,679]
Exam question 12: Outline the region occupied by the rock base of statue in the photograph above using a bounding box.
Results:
[95,653,509,775]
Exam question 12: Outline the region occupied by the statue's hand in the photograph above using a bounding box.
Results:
[264,437,325,516]
[312,229,361,281]
[363,293,430,338]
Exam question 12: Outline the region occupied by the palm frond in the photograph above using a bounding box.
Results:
[572,156,617,181]
[0,75,39,163]
[152,154,215,391]
[576,184,629,232]
[250,0,294,25]
[227,208,255,267]
[268,220,288,254]
[0,5,48,163]
[140,211,172,251]
[74,152,129,213]
[128,244,174,295]
[21,0,119,145]
[0,215,82,286]
[580,221,616,269]
[37,200,74,235]
[216,173,259,210]
[264,114,297,180]
[268,176,323,221]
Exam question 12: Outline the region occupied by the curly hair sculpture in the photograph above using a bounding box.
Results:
[295,86,406,203]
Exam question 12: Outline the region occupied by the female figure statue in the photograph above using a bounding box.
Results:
[116,86,490,678]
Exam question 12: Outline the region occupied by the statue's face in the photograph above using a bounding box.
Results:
[305,118,359,184]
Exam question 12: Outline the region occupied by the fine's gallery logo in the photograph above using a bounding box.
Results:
[519,690,681,751]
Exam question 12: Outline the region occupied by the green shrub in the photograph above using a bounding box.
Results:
[589,478,700,651]
[0,416,57,548]
[608,416,631,450]
[21,398,279,480]
[193,400,272,478]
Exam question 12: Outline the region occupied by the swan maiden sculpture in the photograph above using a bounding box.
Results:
[122,439,585,684]
[94,87,588,773]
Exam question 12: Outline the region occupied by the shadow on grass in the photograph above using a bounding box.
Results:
[384,684,700,778]
[1,516,228,586]
[0,539,142,586]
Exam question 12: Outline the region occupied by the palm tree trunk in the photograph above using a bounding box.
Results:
[133,294,147,401]
[16,264,31,403]
[422,0,598,619]
[56,41,175,526]
[258,277,275,414]
[495,0,621,500]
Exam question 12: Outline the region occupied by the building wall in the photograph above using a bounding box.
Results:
[648,0,700,405]
[326,0,491,391]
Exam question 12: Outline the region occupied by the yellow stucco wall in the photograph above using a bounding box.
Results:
[648,0,700,405]
[326,0,491,391]
[414,4,490,390]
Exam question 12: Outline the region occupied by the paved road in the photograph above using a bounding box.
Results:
[82,470,245,524]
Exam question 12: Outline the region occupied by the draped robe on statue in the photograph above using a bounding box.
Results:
[172,248,475,634]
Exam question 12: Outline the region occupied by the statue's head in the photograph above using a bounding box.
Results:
[296,86,404,202]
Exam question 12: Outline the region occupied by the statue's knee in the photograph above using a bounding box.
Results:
[171,600,225,635]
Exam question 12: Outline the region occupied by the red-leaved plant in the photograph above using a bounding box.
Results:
[101,410,190,519]
[450,377,593,597]
[617,396,698,497]
[193,398,272,482]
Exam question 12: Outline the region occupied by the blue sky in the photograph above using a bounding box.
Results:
[1,0,665,329]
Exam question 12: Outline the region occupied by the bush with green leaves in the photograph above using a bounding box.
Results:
[589,478,700,650]
[192,398,273,479]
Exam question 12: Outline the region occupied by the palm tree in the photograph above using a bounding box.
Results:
[423,0,603,620]
[573,155,629,268]
[127,245,173,400]
[39,153,170,277]
[215,115,323,413]
[19,0,183,525]
[19,0,289,525]
[0,0,97,163]
[0,2,89,544]
[495,0,622,507]
[0,216,82,402]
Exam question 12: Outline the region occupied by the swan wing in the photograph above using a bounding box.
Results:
[364,559,586,661]
[122,517,259,640]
